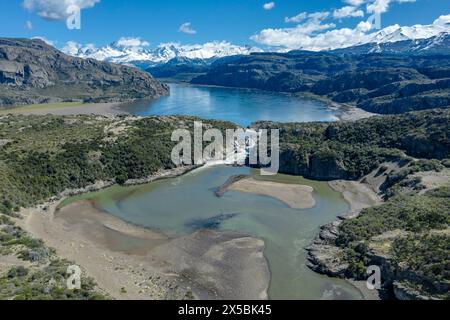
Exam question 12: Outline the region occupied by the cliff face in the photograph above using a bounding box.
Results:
[192,51,450,114]
[254,109,450,181]
[0,38,169,107]
[267,109,450,300]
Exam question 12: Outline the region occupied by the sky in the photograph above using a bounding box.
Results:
[0,0,449,50]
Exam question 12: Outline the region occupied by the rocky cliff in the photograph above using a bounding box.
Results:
[0,38,169,107]
[253,109,450,180]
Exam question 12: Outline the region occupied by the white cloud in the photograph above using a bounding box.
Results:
[356,21,373,32]
[285,12,307,23]
[61,41,81,55]
[22,0,100,20]
[366,0,416,14]
[366,0,390,14]
[263,2,275,10]
[251,12,450,51]
[251,14,337,49]
[344,0,365,6]
[252,0,428,51]
[25,21,33,30]
[179,22,197,35]
[32,36,55,46]
[285,11,330,24]
[115,37,150,48]
[434,13,450,26]
[333,6,364,19]
[62,41,97,55]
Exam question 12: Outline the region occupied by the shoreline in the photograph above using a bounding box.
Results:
[328,179,382,212]
[15,164,271,300]
[306,177,385,300]
[162,81,377,122]
[43,165,201,211]
[1,82,376,122]
[11,162,383,300]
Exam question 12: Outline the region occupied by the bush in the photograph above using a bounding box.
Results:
[7,266,29,278]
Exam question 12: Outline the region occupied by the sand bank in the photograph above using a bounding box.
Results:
[227,177,315,209]
[328,180,382,211]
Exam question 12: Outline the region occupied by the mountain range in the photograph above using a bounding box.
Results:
[62,40,263,69]
[61,17,450,68]
[191,43,450,115]
[333,32,450,55]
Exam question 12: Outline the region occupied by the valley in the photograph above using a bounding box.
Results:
[0,14,448,301]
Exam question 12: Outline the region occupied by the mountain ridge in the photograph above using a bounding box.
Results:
[63,40,263,69]
[0,38,169,107]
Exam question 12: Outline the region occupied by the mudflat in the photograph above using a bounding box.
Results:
[18,200,269,300]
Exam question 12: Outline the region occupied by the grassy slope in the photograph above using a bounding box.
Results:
[0,102,86,115]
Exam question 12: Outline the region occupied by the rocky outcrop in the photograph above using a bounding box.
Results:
[306,220,349,277]
[0,38,169,107]
[307,207,448,300]
[278,148,352,181]
[393,281,442,300]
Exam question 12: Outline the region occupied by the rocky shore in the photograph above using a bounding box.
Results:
[305,163,450,300]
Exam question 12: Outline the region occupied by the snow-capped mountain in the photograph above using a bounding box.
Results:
[333,32,450,55]
[62,14,449,69]
[367,22,450,45]
[62,38,263,68]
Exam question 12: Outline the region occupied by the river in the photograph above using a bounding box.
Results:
[66,83,363,299]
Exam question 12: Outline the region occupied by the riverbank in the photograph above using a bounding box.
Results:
[17,199,269,300]
[14,165,270,300]
[328,180,382,211]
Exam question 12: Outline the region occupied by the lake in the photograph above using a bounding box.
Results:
[120,83,339,127]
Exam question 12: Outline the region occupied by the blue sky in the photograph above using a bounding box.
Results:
[0,0,449,49]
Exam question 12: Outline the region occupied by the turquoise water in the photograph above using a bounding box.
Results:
[71,85,362,299]
[81,166,363,300]
[120,83,339,127]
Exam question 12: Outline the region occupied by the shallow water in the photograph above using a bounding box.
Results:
[72,166,363,300]
[120,83,339,127]
[65,84,361,299]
